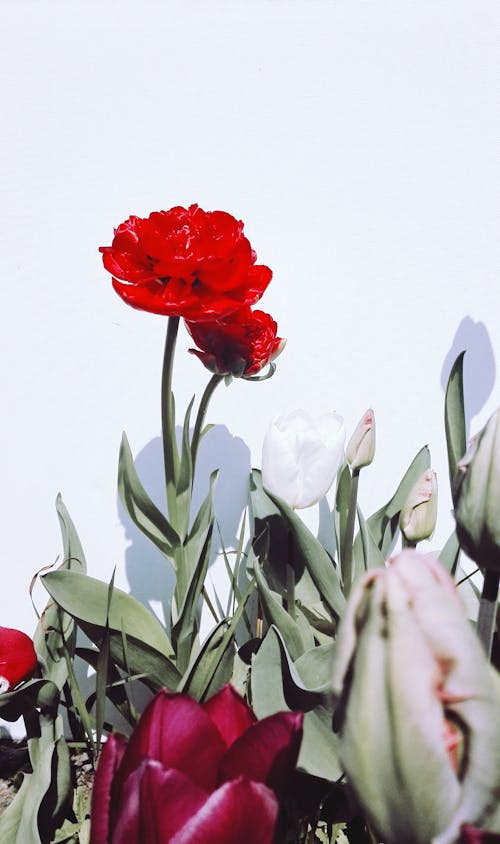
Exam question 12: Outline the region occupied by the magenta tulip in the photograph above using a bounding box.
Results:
[90,685,303,844]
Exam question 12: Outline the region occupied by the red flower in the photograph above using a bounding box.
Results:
[186,307,285,377]
[90,685,303,844]
[100,205,272,321]
[460,825,500,843]
[0,627,38,693]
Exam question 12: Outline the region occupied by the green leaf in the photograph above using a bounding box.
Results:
[353,505,385,575]
[76,647,136,727]
[252,471,345,619]
[252,546,308,661]
[0,713,72,844]
[176,395,195,532]
[358,446,431,558]
[180,577,256,701]
[33,497,86,693]
[439,530,461,575]
[118,432,180,561]
[444,351,467,487]
[251,627,342,781]
[42,570,181,690]
[0,679,59,721]
[171,471,219,671]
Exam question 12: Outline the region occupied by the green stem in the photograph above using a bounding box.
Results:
[286,529,296,620]
[477,569,499,659]
[161,317,180,526]
[342,468,360,598]
[191,374,224,468]
[402,536,417,549]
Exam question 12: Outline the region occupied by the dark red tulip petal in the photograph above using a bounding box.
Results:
[170,777,278,844]
[218,711,303,796]
[0,626,38,690]
[460,825,500,843]
[113,761,208,844]
[114,690,226,795]
[203,685,256,748]
[186,307,284,377]
[90,733,127,844]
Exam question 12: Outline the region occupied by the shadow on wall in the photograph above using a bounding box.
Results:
[440,317,496,435]
[117,424,251,624]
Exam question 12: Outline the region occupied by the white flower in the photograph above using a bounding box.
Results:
[261,409,345,509]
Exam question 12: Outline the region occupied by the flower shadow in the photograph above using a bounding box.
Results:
[441,317,496,435]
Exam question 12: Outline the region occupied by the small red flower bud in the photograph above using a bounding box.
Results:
[186,307,284,377]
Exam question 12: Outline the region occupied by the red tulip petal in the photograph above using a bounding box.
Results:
[218,711,303,796]
[460,825,500,843]
[203,685,256,748]
[0,626,38,689]
[90,733,127,844]
[115,690,226,794]
[113,761,208,844]
[170,777,278,844]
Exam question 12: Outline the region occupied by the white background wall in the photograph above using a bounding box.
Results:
[1,0,499,730]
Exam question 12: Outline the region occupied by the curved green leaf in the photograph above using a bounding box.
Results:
[250,471,345,618]
[251,627,341,781]
[42,570,181,691]
[444,351,467,486]
[118,433,180,561]
[0,679,59,721]
[252,547,308,661]
[355,446,431,559]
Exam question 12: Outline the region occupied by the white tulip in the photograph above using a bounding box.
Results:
[261,409,345,509]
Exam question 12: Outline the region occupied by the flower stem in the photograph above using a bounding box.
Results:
[342,468,360,598]
[286,529,296,620]
[191,374,224,468]
[477,569,499,658]
[161,317,180,526]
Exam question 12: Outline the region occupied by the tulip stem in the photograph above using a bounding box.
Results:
[285,529,296,620]
[342,468,360,597]
[191,374,224,468]
[161,317,181,526]
[477,569,499,659]
[402,537,417,549]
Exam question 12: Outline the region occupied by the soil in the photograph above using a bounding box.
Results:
[0,741,94,820]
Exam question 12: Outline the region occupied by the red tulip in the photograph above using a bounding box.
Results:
[460,825,500,843]
[0,626,38,693]
[90,685,303,844]
[100,205,272,322]
[186,306,285,377]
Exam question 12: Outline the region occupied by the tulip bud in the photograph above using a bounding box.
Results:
[346,409,376,470]
[0,627,38,693]
[453,409,500,571]
[261,410,345,509]
[331,551,500,844]
[399,469,438,544]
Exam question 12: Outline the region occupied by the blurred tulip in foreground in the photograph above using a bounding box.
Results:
[90,684,303,844]
[331,550,500,844]
[453,408,500,571]
[0,627,38,693]
[262,409,345,509]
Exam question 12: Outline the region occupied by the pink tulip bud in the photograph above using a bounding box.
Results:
[331,551,500,843]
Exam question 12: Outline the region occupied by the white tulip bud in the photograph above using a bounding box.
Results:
[261,410,345,509]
